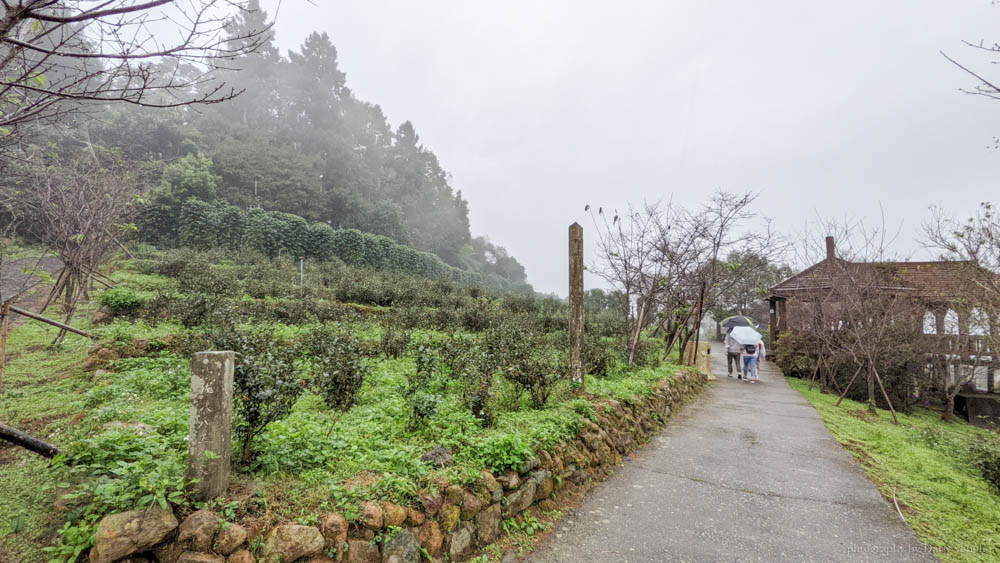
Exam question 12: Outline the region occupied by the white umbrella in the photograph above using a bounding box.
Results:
[729,326,762,345]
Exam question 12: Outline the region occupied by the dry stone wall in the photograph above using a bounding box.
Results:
[89,369,705,563]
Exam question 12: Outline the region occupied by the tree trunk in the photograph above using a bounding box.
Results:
[867,365,877,414]
[627,299,650,366]
[943,395,955,421]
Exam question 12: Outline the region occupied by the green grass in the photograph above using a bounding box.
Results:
[788,378,1000,562]
[0,274,684,561]
[0,305,98,561]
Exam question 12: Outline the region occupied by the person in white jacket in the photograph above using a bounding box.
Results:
[741,339,765,383]
[724,329,743,378]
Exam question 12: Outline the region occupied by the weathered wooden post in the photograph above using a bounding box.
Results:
[569,223,584,387]
[187,351,234,500]
[0,301,9,391]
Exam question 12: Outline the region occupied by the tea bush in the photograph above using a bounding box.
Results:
[379,326,411,359]
[302,324,370,412]
[98,287,149,317]
[210,326,305,463]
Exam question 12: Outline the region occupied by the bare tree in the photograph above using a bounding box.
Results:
[589,191,784,367]
[10,157,145,343]
[0,0,270,156]
[788,217,916,422]
[587,201,663,365]
[923,203,1000,419]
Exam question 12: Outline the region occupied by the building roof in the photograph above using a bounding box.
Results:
[769,258,984,302]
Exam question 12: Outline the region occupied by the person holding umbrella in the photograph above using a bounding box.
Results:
[721,316,757,380]
[724,328,743,378]
[729,326,765,383]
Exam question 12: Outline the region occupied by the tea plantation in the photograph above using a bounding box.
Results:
[0,247,685,562]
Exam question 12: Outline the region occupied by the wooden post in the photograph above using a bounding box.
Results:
[0,301,8,391]
[568,223,584,387]
[0,421,61,458]
[768,298,779,353]
[187,351,234,500]
[776,298,788,333]
[8,305,96,339]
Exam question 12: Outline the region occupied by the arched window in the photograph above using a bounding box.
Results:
[968,308,990,336]
[923,311,937,335]
[943,309,960,335]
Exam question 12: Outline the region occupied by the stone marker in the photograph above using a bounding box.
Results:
[187,351,235,500]
[568,222,584,385]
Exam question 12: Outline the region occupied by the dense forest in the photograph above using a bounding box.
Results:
[1,0,529,291]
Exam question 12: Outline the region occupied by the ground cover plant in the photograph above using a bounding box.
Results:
[789,378,1000,563]
[0,246,681,561]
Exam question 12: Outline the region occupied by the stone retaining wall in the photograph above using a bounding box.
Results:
[89,368,706,563]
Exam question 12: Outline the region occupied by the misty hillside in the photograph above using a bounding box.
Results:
[0,0,528,291]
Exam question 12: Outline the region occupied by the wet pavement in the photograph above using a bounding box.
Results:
[528,345,935,562]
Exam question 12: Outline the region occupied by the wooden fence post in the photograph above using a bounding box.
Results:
[187,351,234,500]
[569,223,584,387]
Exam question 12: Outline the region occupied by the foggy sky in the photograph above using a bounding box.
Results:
[261,0,1000,296]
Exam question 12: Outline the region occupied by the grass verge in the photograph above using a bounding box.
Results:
[788,378,1000,562]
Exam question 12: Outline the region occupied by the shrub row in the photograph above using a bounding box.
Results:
[162,200,531,293]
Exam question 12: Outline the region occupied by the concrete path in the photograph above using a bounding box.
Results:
[529,345,935,562]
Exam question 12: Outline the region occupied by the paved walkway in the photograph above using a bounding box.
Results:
[529,345,935,562]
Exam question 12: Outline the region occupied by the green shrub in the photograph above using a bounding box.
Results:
[477,433,533,472]
[99,287,148,316]
[379,326,411,359]
[583,337,618,378]
[46,428,192,561]
[970,435,1000,492]
[211,326,304,463]
[302,324,369,412]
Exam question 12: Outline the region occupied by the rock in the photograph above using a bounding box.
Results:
[501,549,518,563]
[448,523,474,561]
[444,485,464,505]
[460,490,483,520]
[152,540,184,563]
[89,507,178,563]
[479,471,501,502]
[227,549,255,563]
[382,528,420,563]
[476,503,501,545]
[358,501,383,530]
[501,479,537,518]
[530,470,553,502]
[178,509,220,552]
[305,556,335,563]
[345,539,380,563]
[348,524,375,541]
[416,521,443,557]
[318,512,348,557]
[405,508,425,526]
[93,310,112,324]
[263,525,324,563]
[420,445,454,468]
[382,502,407,528]
[96,347,120,362]
[177,553,225,563]
[439,503,460,532]
[518,456,541,474]
[214,523,248,556]
[496,471,520,491]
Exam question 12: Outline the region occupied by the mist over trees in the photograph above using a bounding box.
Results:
[1,0,527,287]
